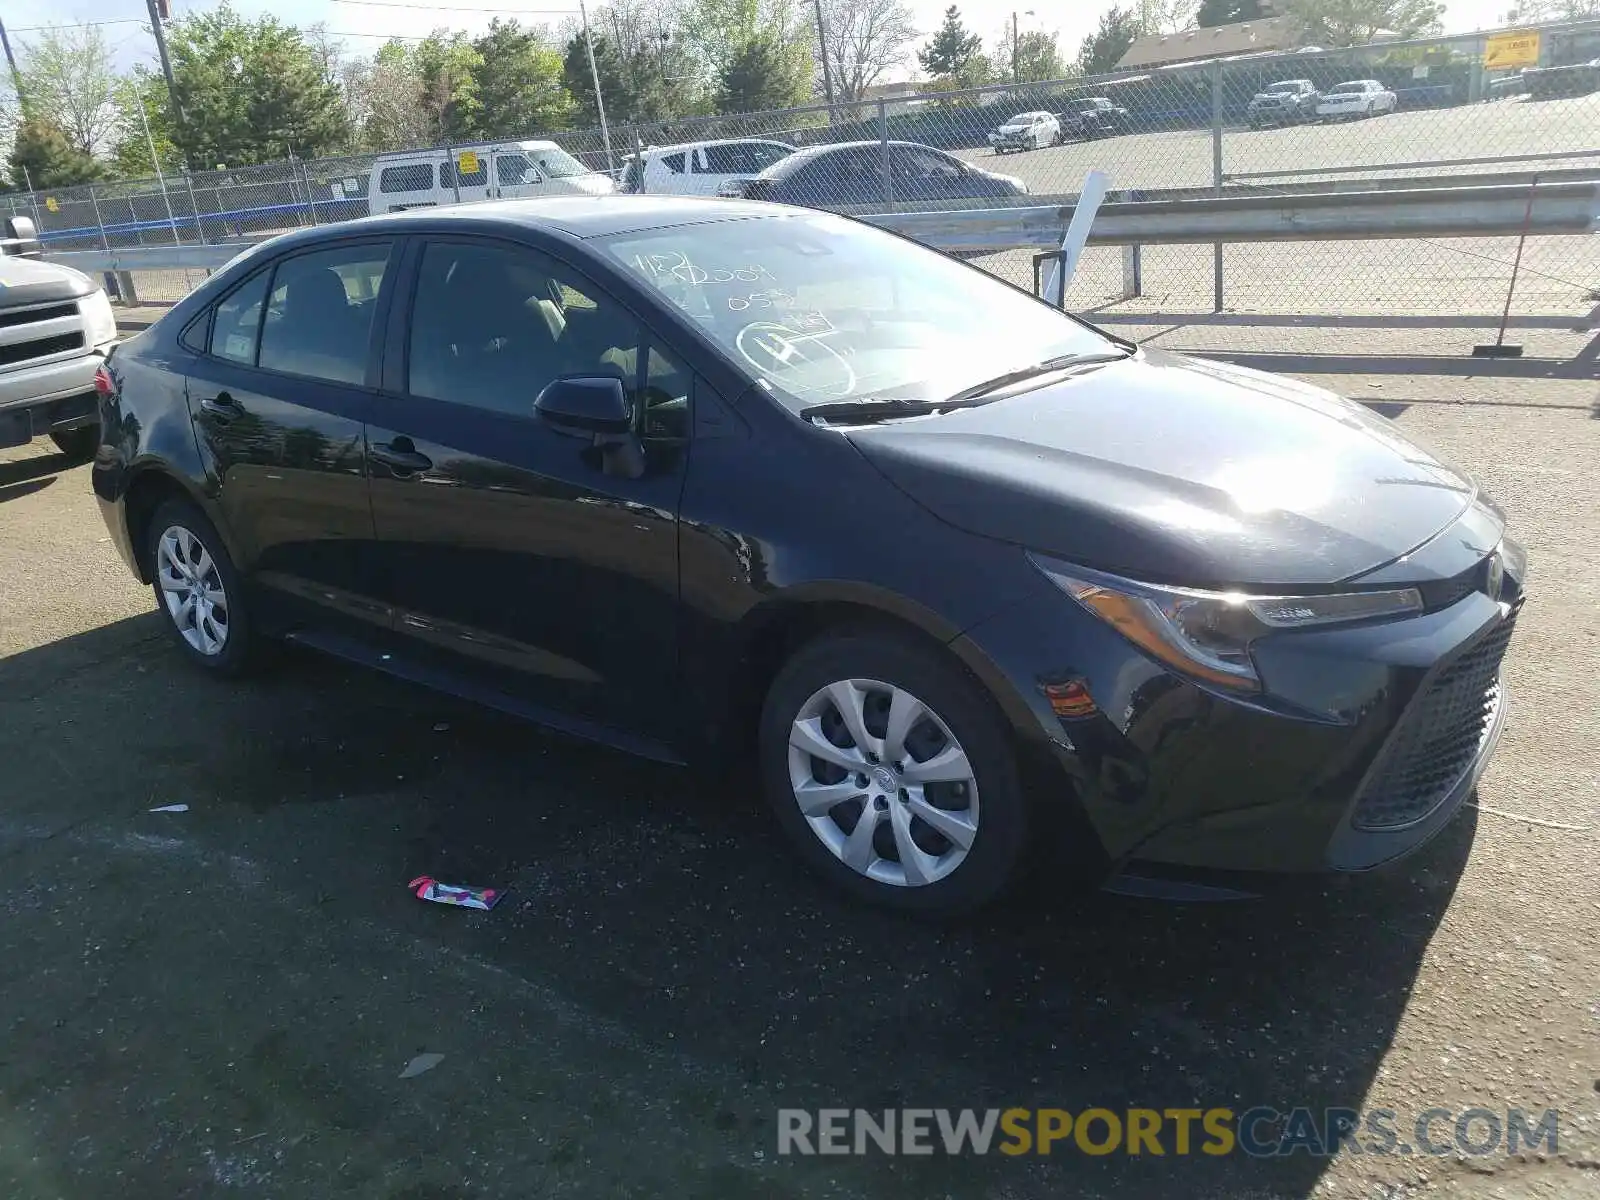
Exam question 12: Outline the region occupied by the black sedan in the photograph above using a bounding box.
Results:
[92,197,1524,915]
[721,140,1027,208]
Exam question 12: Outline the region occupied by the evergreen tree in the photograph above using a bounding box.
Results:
[917,6,984,82]
[10,119,104,190]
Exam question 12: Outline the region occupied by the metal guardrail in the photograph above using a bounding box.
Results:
[46,179,1600,288]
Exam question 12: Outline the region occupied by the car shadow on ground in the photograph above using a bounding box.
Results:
[0,616,1475,1197]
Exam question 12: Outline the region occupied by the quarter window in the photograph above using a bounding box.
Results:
[257,243,391,385]
[379,163,434,193]
[208,269,270,365]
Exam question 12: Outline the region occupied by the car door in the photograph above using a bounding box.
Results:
[441,151,491,204]
[365,235,691,744]
[187,238,395,631]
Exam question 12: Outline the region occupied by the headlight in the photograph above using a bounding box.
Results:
[1028,553,1423,692]
[80,289,117,346]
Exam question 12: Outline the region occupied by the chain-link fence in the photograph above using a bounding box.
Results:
[11,17,1597,317]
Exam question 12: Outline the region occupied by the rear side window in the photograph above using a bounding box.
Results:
[442,157,488,188]
[497,154,532,185]
[209,270,270,364]
[704,142,778,174]
[379,163,434,193]
[257,243,392,385]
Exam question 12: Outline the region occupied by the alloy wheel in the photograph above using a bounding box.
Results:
[786,678,979,887]
[156,525,230,656]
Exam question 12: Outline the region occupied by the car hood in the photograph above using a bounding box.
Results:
[844,349,1480,588]
[0,254,96,305]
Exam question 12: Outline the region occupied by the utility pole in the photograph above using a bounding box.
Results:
[145,0,186,147]
[577,0,613,172]
[1012,11,1020,85]
[0,17,25,118]
[814,0,836,108]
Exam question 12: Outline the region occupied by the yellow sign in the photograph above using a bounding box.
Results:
[45,197,59,212]
[457,150,479,175]
[1484,30,1539,71]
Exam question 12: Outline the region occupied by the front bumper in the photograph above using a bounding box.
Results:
[953,561,1522,876]
[0,343,113,448]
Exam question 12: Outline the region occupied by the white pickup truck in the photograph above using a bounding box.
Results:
[0,218,119,461]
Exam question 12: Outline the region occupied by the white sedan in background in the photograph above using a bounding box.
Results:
[1315,79,1398,120]
[988,111,1060,153]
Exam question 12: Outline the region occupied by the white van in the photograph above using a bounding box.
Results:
[620,138,794,196]
[368,140,615,214]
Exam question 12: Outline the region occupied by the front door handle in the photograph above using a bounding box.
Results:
[371,437,433,477]
[199,393,240,421]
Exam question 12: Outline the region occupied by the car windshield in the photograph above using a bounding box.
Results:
[602,211,1114,410]
[526,146,590,178]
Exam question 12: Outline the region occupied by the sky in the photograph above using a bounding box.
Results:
[0,0,1525,80]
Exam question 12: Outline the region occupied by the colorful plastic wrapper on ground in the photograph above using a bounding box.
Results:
[409,876,505,911]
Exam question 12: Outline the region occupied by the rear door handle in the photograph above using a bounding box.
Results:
[199,393,240,421]
[371,438,433,476]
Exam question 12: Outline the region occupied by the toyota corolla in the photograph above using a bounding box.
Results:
[91,197,1525,915]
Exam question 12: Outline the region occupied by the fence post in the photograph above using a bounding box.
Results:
[1210,59,1225,313]
[88,184,111,252]
[298,156,319,225]
[630,125,645,192]
[182,168,206,243]
[1119,190,1143,301]
[878,98,891,209]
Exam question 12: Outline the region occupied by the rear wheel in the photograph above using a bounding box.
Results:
[146,498,260,676]
[759,631,1029,916]
[49,424,98,461]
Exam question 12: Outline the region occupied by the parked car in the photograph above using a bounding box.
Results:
[1315,80,1398,120]
[93,197,1525,916]
[721,141,1027,208]
[620,138,795,196]
[1485,71,1527,100]
[1523,58,1600,99]
[368,140,613,214]
[0,219,120,462]
[988,111,1060,153]
[1246,79,1320,127]
[1056,97,1130,139]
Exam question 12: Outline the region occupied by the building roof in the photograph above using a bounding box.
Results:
[1115,17,1304,70]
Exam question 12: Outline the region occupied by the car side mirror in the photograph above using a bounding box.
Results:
[534,375,633,436]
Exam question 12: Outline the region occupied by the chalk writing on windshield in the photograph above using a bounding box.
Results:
[630,250,775,286]
[735,319,855,399]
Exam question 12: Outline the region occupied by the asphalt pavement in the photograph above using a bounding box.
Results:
[0,315,1596,1199]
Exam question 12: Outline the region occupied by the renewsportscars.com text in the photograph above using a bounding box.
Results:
[776,1107,1560,1158]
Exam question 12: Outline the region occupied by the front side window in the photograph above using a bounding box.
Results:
[526,146,591,179]
[209,270,270,364]
[257,243,391,385]
[379,163,433,193]
[604,211,1112,411]
[407,240,659,422]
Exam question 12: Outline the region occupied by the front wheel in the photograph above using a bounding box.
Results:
[759,631,1029,916]
[146,498,260,676]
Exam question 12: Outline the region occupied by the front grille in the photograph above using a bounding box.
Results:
[0,331,83,367]
[1352,616,1515,830]
[0,302,76,330]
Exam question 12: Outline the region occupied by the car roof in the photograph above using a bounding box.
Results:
[633,137,792,160]
[759,140,947,178]
[374,139,565,162]
[273,195,790,244]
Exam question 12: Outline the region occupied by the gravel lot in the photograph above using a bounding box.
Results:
[1,321,1597,1199]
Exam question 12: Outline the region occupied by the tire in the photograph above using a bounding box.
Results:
[758,630,1029,916]
[49,424,99,461]
[145,497,260,677]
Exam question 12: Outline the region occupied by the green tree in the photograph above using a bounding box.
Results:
[1009,30,1064,83]
[109,72,183,178]
[718,36,810,112]
[10,118,104,189]
[1278,0,1445,47]
[469,19,571,139]
[164,2,351,167]
[1077,5,1142,77]
[413,31,484,143]
[18,24,122,156]
[564,31,687,124]
[1196,0,1264,24]
[918,6,984,80]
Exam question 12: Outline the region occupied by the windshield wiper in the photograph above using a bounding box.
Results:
[941,350,1132,405]
[801,397,947,425]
